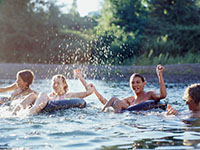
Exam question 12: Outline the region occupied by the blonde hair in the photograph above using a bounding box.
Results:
[183,83,200,104]
[52,74,68,93]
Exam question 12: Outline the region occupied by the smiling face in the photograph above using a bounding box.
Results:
[52,75,68,95]
[16,75,28,89]
[130,75,146,94]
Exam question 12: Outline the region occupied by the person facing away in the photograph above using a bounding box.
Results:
[166,83,200,117]
[93,64,167,113]
[12,69,93,115]
[0,69,36,105]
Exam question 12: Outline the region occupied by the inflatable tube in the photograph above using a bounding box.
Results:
[42,98,86,113]
[123,100,167,112]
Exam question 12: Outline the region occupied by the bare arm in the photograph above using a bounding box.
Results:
[102,98,116,112]
[0,83,17,104]
[28,92,50,115]
[151,65,167,100]
[66,84,94,99]
[74,69,89,90]
[12,92,38,115]
[93,86,107,105]
[0,83,17,93]
[122,96,135,106]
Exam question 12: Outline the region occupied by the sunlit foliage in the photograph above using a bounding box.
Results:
[0,0,96,64]
[93,0,200,65]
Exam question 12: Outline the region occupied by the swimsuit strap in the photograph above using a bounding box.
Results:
[58,95,66,100]
[52,93,66,100]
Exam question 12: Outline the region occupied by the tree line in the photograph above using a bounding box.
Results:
[0,0,199,65]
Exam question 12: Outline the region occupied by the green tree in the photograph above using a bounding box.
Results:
[0,0,95,64]
[144,0,200,56]
[93,0,148,64]
[0,0,46,62]
[69,0,79,16]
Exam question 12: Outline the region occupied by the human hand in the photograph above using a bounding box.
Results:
[74,69,83,79]
[87,84,95,93]
[166,105,178,115]
[89,84,97,92]
[156,64,165,75]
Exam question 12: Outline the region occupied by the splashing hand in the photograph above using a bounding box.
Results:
[74,69,83,79]
[87,84,95,93]
[166,104,178,115]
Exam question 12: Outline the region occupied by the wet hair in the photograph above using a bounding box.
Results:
[17,70,34,87]
[183,83,200,104]
[52,74,68,93]
[130,73,146,83]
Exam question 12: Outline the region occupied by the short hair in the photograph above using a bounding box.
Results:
[17,70,34,87]
[130,73,146,83]
[183,83,200,104]
[52,74,68,93]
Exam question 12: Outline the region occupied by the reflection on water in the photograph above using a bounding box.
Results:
[0,79,200,150]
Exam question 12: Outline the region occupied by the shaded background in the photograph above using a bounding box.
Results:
[0,0,200,65]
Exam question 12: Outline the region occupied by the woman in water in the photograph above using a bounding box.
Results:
[166,83,200,116]
[93,64,167,113]
[12,69,93,115]
[0,69,35,105]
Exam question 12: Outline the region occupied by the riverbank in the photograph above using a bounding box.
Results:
[0,63,199,83]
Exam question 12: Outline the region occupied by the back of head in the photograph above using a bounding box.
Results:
[184,83,200,104]
[17,70,34,87]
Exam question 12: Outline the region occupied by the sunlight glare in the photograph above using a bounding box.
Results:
[59,0,102,16]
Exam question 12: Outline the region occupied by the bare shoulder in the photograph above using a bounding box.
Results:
[146,90,161,100]
[146,90,155,95]
[48,92,55,97]
[146,91,156,98]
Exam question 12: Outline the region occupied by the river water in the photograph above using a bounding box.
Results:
[0,79,200,150]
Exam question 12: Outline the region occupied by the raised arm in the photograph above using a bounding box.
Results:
[93,85,107,105]
[151,64,167,100]
[157,64,167,99]
[0,83,17,93]
[74,69,89,90]
[67,84,94,99]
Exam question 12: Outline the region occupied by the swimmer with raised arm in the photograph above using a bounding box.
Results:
[12,69,93,115]
[0,70,36,105]
[93,64,167,113]
[166,83,200,116]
